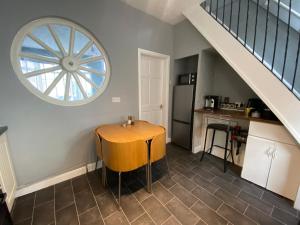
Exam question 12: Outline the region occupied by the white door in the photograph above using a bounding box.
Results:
[139,54,164,125]
[267,143,300,200]
[241,135,274,187]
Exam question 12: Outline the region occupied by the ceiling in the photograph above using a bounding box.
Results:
[120,0,199,25]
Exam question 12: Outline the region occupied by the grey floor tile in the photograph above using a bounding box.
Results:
[127,179,152,202]
[14,218,32,225]
[131,213,155,225]
[272,207,300,225]
[210,167,236,183]
[35,186,54,207]
[104,211,129,225]
[191,201,228,225]
[192,175,220,194]
[74,189,96,214]
[192,166,216,181]
[166,198,199,225]
[55,181,71,192]
[239,191,273,215]
[192,187,223,210]
[162,216,181,225]
[245,206,283,225]
[55,204,79,225]
[170,184,197,207]
[212,176,241,196]
[72,175,90,194]
[172,174,196,191]
[95,192,118,218]
[217,204,256,225]
[262,191,298,216]
[79,207,104,225]
[141,196,171,224]
[215,188,248,213]
[152,182,174,204]
[12,197,34,224]
[232,179,263,198]
[159,176,176,189]
[14,193,35,205]
[120,194,144,222]
[32,201,55,225]
[174,165,195,179]
[55,182,74,212]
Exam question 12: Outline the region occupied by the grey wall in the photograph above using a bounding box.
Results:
[0,0,173,186]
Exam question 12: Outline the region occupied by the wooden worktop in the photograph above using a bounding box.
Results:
[194,108,282,125]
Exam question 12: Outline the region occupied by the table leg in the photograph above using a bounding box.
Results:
[146,139,153,193]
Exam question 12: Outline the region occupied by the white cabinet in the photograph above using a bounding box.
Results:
[242,136,274,188]
[242,121,300,201]
[0,132,16,211]
[267,143,300,200]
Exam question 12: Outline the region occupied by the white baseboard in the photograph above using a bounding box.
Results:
[167,137,171,143]
[193,145,203,154]
[15,161,102,198]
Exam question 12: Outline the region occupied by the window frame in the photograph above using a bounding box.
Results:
[10,17,111,106]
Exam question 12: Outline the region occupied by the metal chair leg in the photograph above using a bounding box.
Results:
[118,172,121,209]
[164,155,171,178]
[224,132,229,172]
[209,129,216,154]
[102,163,107,187]
[200,127,209,161]
[95,157,99,171]
[230,140,235,165]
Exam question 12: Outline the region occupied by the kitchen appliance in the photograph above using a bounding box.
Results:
[204,95,219,110]
[178,73,196,85]
[172,74,197,150]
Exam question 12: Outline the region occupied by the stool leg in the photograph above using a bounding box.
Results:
[102,162,107,187]
[224,132,229,172]
[209,130,216,154]
[200,127,209,161]
[230,140,235,165]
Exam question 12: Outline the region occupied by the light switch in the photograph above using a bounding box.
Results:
[112,97,121,103]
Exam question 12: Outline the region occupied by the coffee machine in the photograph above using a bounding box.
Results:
[204,95,219,110]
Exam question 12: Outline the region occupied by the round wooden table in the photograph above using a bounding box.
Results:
[96,120,166,202]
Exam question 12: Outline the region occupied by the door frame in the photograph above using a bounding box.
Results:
[138,48,170,138]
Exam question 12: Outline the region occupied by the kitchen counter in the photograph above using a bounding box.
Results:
[0,126,8,136]
[195,108,282,125]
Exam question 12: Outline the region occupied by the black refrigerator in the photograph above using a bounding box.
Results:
[171,82,196,150]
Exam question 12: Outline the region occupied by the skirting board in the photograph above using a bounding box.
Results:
[193,145,202,154]
[167,137,171,143]
[15,161,102,198]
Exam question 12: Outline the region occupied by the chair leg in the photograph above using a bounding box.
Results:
[164,155,171,178]
[209,129,216,154]
[95,157,99,171]
[118,172,121,209]
[200,127,209,161]
[102,163,107,187]
[224,132,229,173]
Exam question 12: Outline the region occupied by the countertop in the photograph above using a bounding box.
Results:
[194,108,282,125]
[0,126,8,136]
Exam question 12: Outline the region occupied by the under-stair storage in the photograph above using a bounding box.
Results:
[242,121,300,200]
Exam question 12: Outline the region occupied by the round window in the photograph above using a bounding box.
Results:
[11,18,111,106]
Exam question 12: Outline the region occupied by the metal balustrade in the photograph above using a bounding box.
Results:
[201,0,300,100]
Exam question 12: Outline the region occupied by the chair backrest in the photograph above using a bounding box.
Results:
[150,131,166,163]
[101,139,148,172]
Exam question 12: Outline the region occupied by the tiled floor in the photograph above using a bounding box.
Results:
[12,144,300,225]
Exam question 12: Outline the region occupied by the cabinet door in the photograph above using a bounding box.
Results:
[267,143,300,200]
[241,135,273,187]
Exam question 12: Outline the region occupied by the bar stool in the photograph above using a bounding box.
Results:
[200,123,234,172]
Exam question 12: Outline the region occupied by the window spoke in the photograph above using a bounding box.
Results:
[20,52,59,64]
[44,70,66,95]
[73,73,88,99]
[76,71,99,89]
[48,25,67,57]
[64,73,71,101]
[24,65,61,78]
[79,55,104,65]
[28,33,61,59]
[75,41,93,59]
[69,27,75,56]
[79,66,105,76]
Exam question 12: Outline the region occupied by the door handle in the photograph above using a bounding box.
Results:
[160,104,163,109]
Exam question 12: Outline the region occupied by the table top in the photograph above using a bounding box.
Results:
[194,108,281,125]
[96,120,165,143]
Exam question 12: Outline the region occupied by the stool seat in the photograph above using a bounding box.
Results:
[207,123,230,131]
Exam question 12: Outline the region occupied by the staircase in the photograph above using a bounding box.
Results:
[183,0,300,144]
